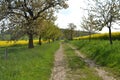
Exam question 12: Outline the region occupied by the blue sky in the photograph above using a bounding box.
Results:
[55,0,120,33]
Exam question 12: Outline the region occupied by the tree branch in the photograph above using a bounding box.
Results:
[33,3,59,20]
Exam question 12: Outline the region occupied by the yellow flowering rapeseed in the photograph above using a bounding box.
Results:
[74,32,120,40]
[0,40,27,47]
[0,40,48,47]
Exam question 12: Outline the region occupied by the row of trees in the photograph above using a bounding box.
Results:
[0,0,68,48]
[81,0,120,44]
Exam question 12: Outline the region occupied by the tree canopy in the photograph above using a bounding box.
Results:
[82,0,120,44]
[0,0,68,48]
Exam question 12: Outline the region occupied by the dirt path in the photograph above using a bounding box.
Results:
[50,43,66,80]
[68,44,116,80]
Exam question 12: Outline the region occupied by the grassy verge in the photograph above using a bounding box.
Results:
[70,40,120,79]
[63,43,102,80]
[0,42,59,80]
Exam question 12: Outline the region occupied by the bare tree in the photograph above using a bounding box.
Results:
[81,14,98,41]
[68,23,76,40]
[88,0,120,44]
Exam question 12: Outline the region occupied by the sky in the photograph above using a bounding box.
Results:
[55,0,120,33]
[55,0,85,30]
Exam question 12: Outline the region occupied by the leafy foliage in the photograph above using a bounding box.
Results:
[0,0,68,48]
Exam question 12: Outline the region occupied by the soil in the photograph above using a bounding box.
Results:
[50,43,116,80]
[50,43,66,80]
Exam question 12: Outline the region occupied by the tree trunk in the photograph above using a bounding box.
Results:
[38,35,42,45]
[89,31,91,41]
[70,30,73,40]
[52,38,55,42]
[108,26,112,45]
[71,30,73,40]
[48,39,50,43]
[28,33,34,48]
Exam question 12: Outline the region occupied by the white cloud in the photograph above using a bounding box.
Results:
[55,0,120,33]
[55,0,86,30]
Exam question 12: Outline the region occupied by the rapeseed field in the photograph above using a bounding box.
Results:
[74,32,120,40]
[0,40,48,47]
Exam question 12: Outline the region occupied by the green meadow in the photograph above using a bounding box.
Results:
[70,40,120,79]
[0,42,59,80]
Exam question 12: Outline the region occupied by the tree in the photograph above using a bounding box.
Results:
[62,29,71,40]
[35,19,46,45]
[88,0,120,44]
[0,21,6,40]
[0,1,9,20]
[48,25,62,41]
[35,19,51,45]
[0,1,10,40]
[81,14,98,41]
[35,9,57,45]
[68,23,76,40]
[3,0,68,48]
[44,21,62,43]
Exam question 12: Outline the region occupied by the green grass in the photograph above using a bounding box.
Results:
[70,40,120,79]
[63,43,102,80]
[0,42,59,80]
